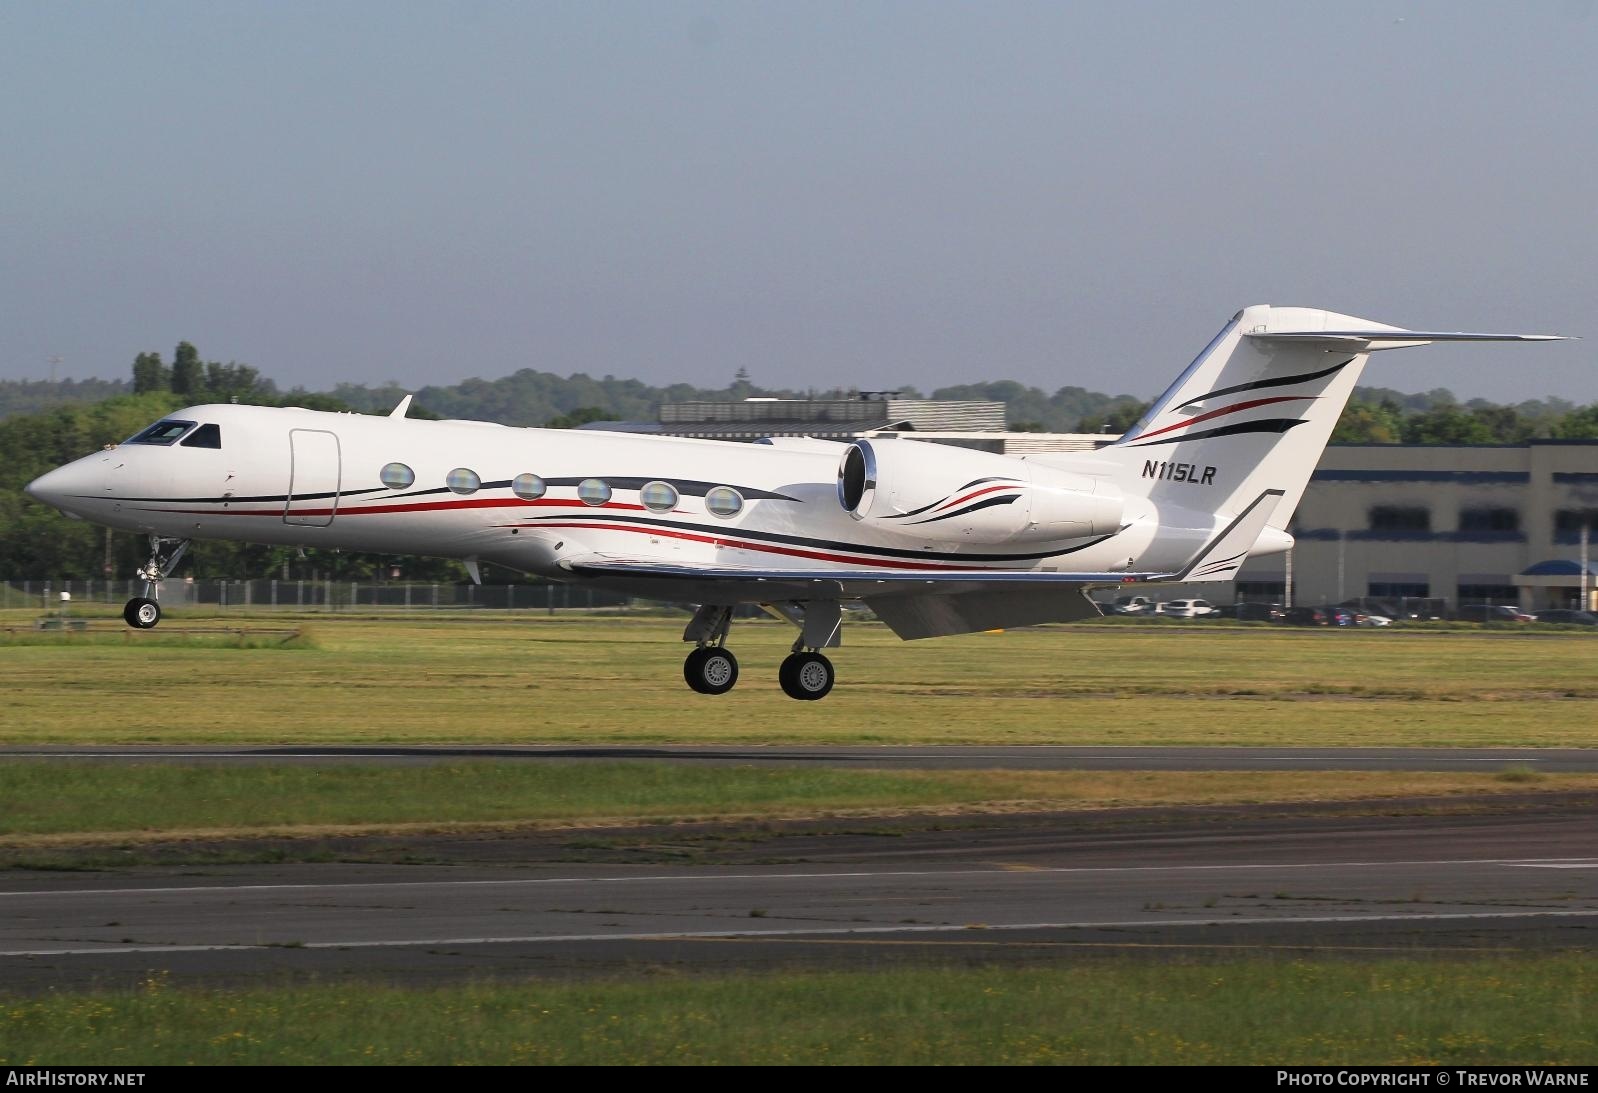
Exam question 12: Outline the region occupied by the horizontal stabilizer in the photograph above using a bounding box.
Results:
[1247,330,1565,350]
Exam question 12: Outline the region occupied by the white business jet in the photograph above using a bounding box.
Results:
[25,305,1560,700]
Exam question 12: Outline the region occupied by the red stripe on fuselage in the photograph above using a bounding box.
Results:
[143,498,648,518]
[511,520,1021,572]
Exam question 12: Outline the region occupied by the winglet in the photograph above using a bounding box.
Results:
[1165,489,1286,583]
[389,395,413,419]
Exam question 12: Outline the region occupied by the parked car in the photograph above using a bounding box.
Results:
[1159,598,1220,619]
[1340,596,1444,621]
[1108,595,1155,615]
[1283,606,1333,626]
[1455,604,1533,623]
[1533,609,1598,626]
[1233,602,1284,622]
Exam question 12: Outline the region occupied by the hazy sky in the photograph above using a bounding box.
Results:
[2,1,1593,403]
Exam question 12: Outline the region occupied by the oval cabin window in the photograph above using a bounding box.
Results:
[512,473,546,500]
[640,481,679,513]
[705,486,743,517]
[381,463,415,489]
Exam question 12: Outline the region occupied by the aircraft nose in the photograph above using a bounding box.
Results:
[25,463,92,514]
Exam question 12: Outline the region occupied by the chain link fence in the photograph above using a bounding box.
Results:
[2,578,646,613]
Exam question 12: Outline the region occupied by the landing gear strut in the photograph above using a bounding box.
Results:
[123,536,189,630]
[682,605,739,695]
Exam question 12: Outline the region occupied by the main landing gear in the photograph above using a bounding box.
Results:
[778,650,834,701]
[122,535,189,630]
[681,601,841,701]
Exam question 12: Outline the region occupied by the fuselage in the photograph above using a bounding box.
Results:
[24,402,1218,596]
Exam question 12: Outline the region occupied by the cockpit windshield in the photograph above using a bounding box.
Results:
[180,423,222,448]
[125,420,196,446]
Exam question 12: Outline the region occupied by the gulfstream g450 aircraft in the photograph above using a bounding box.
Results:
[26,305,1561,700]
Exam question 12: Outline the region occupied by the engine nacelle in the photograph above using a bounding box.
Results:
[837,439,1123,544]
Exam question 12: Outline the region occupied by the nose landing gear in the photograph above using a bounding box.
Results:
[122,536,189,630]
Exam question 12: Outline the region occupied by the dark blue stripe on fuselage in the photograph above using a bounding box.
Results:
[906,494,1020,525]
[1171,359,1353,411]
[1122,418,1308,448]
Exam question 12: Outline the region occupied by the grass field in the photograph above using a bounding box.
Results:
[1,762,1582,848]
[3,610,1596,746]
[5,611,1593,1066]
[3,957,1593,1065]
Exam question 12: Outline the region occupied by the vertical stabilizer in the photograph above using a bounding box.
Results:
[1108,305,1374,527]
[1103,305,1560,535]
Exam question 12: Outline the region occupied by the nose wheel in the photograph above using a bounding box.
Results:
[779,651,835,701]
[123,598,162,629]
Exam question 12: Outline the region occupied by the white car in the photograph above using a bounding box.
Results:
[1159,598,1220,619]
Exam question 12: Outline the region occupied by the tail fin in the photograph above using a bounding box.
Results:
[1105,304,1561,530]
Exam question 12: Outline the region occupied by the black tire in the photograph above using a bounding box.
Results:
[123,597,161,629]
[779,652,834,701]
[683,646,739,695]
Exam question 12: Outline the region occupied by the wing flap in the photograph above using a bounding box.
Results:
[559,553,1169,601]
[871,585,1103,640]
[1163,489,1284,583]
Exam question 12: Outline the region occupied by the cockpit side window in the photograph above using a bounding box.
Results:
[126,420,196,446]
[180,423,222,449]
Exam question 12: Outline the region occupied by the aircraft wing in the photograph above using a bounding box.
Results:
[559,554,1174,638]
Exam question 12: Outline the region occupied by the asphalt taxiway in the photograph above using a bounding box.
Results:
[2,793,1595,992]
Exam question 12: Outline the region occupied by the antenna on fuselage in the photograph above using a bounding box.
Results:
[389,394,413,419]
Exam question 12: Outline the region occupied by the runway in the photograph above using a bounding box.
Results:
[3,795,1595,991]
[7,744,1598,771]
